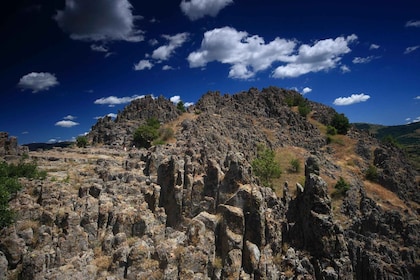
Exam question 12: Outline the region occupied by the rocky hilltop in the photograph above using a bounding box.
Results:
[1,87,419,279]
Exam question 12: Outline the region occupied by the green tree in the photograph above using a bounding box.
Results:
[177,101,186,113]
[365,165,378,182]
[330,113,350,135]
[251,145,281,188]
[298,103,311,118]
[133,118,161,148]
[76,135,88,148]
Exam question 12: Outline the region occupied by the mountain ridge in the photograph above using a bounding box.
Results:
[1,86,419,279]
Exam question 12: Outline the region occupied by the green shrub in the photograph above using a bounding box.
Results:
[158,127,174,142]
[381,135,402,148]
[133,118,161,148]
[365,165,378,182]
[177,101,186,113]
[330,113,350,135]
[298,104,311,118]
[334,177,350,196]
[0,159,46,228]
[251,145,281,189]
[289,158,301,173]
[76,135,88,148]
[326,125,337,135]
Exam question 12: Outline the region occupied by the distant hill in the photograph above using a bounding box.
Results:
[23,141,73,151]
[354,122,420,171]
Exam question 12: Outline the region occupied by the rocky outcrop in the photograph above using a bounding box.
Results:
[1,87,419,279]
[0,132,28,156]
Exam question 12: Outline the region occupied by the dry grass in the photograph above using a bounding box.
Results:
[271,146,307,197]
[364,180,409,212]
[92,255,112,272]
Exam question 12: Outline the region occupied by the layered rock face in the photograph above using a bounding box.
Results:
[1,87,419,279]
[0,132,28,156]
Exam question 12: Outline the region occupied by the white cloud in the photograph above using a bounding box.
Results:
[302,87,312,94]
[333,93,370,106]
[90,44,108,52]
[352,56,377,64]
[107,113,118,118]
[184,102,194,107]
[152,33,189,61]
[340,65,351,73]
[369,44,380,50]
[415,96,420,100]
[405,20,420,28]
[133,60,153,71]
[55,120,80,128]
[162,65,174,70]
[170,95,181,104]
[94,95,145,106]
[64,115,76,120]
[18,72,59,93]
[149,39,159,46]
[404,45,420,54]
[187,27,297,79]
[188,28,357,80]
[180,0,233,21]
[54,0,144,42]
[272,34,358,78]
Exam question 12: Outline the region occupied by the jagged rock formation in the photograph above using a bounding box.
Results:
[1,87,419,279]
[0,132,28,156]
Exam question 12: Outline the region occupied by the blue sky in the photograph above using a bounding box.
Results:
[1,0,419,144]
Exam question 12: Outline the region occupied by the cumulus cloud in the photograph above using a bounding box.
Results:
[352,56,377,64]
[302,87,312,94]
[187,27,297,79]
[414,96,420,100]
[133,60,153,71]
[405,20,420,28]
[333,93,370,106]
[170,95,181,104]
[18,72,59,93]
[188,27,357,79]
[55,120,79,128]
[94,95,145,106]
[369,44,380,50]
[162,65,174,70]
[64,115,76,120]
[152,33,189,61]
[180,0,233,21]
[272,34,358,78]
[340,65,351,73]
[54,0,144,42]
[404,45,420,54]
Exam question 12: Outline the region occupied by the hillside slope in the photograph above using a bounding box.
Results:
[354,122,420,172]
[1,87,419,279]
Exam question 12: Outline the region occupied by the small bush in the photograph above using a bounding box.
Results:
[76,135,88,148]
[326,125,337,135]
[133,118,161,148]
[381,135,402,148]
[298,103,311,118]
[0,159,46,228]
[251,144,281,189]
[176,101,186,113]
[365,165,378,182]
[289,158,301,173]
[330,113,350,135]
[333,177,350,196]
[158,127,174,142]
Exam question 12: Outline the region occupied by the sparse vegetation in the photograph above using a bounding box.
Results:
[365,164,378,182]
[251,144,281,189]
[298,103,311,118]
[381,135,402,149]
[289,158,301,173]
[0,159,46,228]
[326,125,337,135]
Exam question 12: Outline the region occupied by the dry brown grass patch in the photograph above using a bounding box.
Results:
[364,180,409,212]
